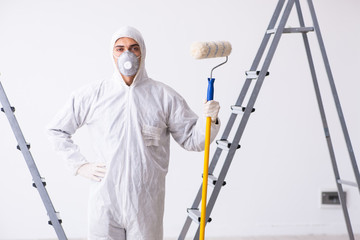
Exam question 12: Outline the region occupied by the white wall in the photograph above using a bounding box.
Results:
[0,0,359,239]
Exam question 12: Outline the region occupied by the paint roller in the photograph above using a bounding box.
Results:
[190,40,232,240]
[191,41,232,59]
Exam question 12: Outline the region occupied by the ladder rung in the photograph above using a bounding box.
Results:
[208,174,226,187]
[283,27,314,33]
[267,27,314,34]
[231,105,256,115]
[216,139,241,151]
[187,208,212,224]
[266,28,277,34]
[48,212,62,225]
[337,179,358,188]
[245,70,270,79]
[187,208,200,223]
[32,177,47,188]
[17,142,31,151]
[1,106,15,113]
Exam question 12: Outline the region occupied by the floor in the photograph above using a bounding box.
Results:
[36,235,357,240]
[165,236,359,240]
[17,235,359,240]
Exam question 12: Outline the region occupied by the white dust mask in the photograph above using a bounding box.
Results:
[116,51,140,76]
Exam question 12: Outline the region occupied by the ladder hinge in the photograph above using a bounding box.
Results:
[216,139,241,151]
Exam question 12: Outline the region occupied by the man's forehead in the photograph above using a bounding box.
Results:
[114,43,139,48]
[114,37,138,45]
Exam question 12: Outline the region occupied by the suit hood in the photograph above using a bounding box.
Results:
[111,26,148,87]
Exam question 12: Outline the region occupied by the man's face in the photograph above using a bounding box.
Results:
[113,37,141,59]
[113,37,141,85]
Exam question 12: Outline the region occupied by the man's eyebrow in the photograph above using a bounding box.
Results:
[114,44,140,48]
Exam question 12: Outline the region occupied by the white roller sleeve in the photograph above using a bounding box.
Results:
[190,41,232,59]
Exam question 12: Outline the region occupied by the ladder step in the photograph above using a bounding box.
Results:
[266,27,314,34]
[187,208,212,224]
[48,212,62,225]
[245,70,270,79]
[337,179,358,187]
[208,174,226,187]
[1,106,15,113]
[283,27,314,33]
[216,139,241,151]
[231,105,256,114]
[32,177,47,188]
[16,142,31,151]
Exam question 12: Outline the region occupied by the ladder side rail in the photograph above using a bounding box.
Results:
[231,0,287,110]
[178,2,288,239]
[211,0,287,167]
[193,1,296,239]
[206,0,288,203]
[178,216,192,240]
[294,1,355,239]
[245,0,286,74]
[0,82,68,240]
[214,0,287,150]
[209,0,288,172]
[207,0,286,172]
[178,216,193,240]
[307,0,360,192]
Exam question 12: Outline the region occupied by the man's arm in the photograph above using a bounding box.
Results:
[168,95,220,152]
[46,94,89,175]
[46,93,106,181]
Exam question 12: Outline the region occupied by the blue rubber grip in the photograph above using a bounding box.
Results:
[207,78,215,101]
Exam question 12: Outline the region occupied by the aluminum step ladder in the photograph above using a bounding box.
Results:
[178,0,360,239]
[0,81,67,240]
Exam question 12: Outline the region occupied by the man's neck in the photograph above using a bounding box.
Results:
[121,74,135,86]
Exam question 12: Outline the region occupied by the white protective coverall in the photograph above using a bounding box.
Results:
[47,26,220,240]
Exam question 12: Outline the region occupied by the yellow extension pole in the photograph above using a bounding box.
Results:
[200,116,212,240]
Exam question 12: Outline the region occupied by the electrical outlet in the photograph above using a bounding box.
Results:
[321,191,344,205]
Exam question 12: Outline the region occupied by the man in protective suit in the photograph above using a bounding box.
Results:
[47,26,220,240]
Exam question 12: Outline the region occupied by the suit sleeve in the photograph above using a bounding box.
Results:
[46,92,90,175]
[168,93,220,152]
